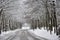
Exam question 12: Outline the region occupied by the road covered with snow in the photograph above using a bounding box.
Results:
[0,28,48,40]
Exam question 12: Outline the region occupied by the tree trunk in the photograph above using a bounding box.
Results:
[53,8,57,29]
[0,9,3,34]
[0,25,1,34]
[45,1,50,27]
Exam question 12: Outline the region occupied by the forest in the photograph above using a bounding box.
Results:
[0,0,59,36]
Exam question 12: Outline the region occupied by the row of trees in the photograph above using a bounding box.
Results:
[23,0,57,32]
[30,0,57,33]
[0,0,23,34]
[0,0,58,34]
[42,0,57,28]
[0,9,22,34]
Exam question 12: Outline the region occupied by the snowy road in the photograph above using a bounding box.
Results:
[0,29,48,40]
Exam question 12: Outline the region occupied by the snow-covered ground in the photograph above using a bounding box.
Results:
[0,29,21,40]
[22,24,59,40]
[0,26,59,40]
[29,28,59,40]
[0,29,20,36]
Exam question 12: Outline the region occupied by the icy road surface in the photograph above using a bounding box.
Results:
[0,29,48,40]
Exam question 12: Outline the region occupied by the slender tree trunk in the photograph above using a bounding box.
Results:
[0,25,1,34]
[53,8,57,29]
[51,14,53,27]
[45,1,50,27]
[52,1,57,29]
[0,9,3,34]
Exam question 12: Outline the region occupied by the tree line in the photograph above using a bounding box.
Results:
[0,0,23,34]
[0,9,22,34]
[30,0,58,34]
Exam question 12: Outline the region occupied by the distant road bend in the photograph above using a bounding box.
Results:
[0,29,48,40]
